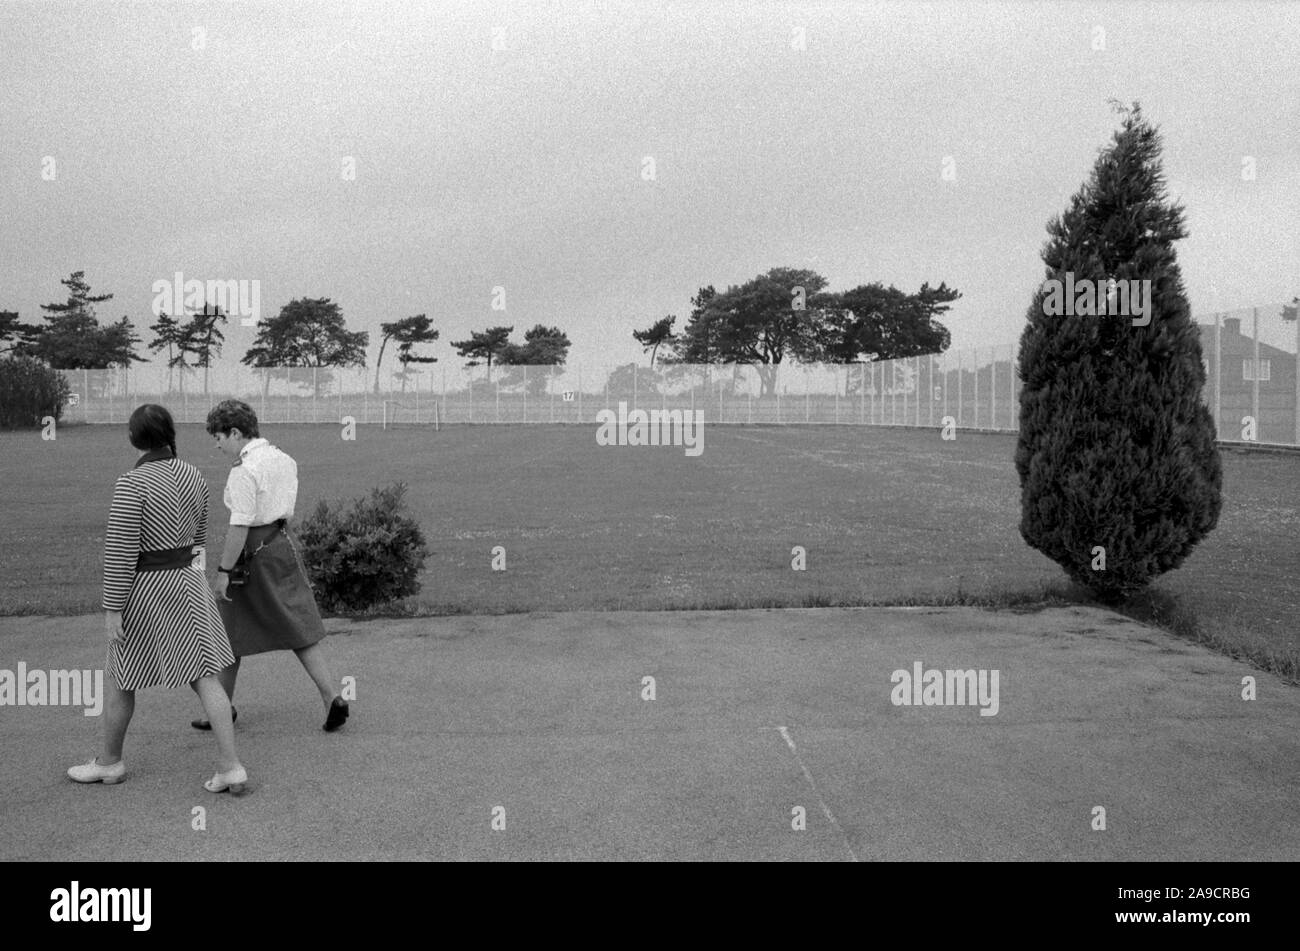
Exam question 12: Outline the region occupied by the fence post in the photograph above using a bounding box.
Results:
[804,366,809,423]
[312,367,318,423]
[1293,304,1300,446]
[891,360,897,425]
[859,364,864,423]
[578,366,583,422]
[871,361,877,424]
[957,350,963,429]
[904,358,915,426]
[991,349,999,430]
[929,354,936,427]
[943,356,949,425]
[1206,315,1216,433]
[1252,307,1260,440]
[1009,345,1017,431]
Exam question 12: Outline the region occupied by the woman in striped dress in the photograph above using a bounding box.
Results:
[67,404,248,794]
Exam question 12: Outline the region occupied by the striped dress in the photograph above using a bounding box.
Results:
[103,455,236,690]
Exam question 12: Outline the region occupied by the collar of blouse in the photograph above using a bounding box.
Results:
[134,447,174,468]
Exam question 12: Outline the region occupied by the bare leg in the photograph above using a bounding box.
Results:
[293,643,339,710]
[193,675,241,773]
[189,659,240,726]
[216,659,240,701]
[99,683,134,765]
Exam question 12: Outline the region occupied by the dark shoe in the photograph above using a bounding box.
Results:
[324,697,349,732]
[191,707,237,731]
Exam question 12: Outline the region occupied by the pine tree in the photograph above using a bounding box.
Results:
[31,272,141,368]
[1015,102,1221,601]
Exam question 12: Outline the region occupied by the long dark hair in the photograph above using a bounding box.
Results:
[128,404,178,458]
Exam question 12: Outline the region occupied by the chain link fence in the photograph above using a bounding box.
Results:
[53,303,1299,446]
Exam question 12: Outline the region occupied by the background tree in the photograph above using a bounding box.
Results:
[0,311,40,356]
[1015,102,1221,601]
[496,325,573,397]
[0,355,73,429]
[29,271,142,368]
[496,324,572,365]
[375,314,440,393]
[819,282,957,361]
[184,302,227,397]
[671,269,827,396]
[147,312,189,393]
[816,282,958,393]
[99,317,146,369]
[632,315,677,367]
[450,326,512,380]
[242,297,368,399]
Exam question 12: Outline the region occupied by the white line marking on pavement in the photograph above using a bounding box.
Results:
[776,725,860,862]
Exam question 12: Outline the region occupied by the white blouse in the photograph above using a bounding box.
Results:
[223,438,299,527]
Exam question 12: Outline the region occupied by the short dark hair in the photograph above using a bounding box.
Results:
[206,399,260,439]
[129,404,177,456]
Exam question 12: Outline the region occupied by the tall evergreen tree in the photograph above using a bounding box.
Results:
[450,326,513,380]
[185,302,228,396]
[632,315,676,367]
[375,314,440,393]
[30,272,142,368]
[147,312,189,393]
[1015,102,1221,601]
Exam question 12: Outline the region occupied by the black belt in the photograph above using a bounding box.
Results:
[136,545,201,572]
[243,519,287,554]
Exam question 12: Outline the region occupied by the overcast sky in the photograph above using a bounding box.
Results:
[2,0,1298,370]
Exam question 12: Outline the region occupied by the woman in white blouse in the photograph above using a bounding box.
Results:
[193,399,350,733]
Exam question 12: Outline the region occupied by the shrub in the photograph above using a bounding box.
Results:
[0,356,72,429]
[1015,103,1221,601]
[296,482,429,612]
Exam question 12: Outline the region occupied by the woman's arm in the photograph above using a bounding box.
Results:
[212,524,249,602]
[103,476,141,613]
[195,481,209,552]
[218,525,250,571]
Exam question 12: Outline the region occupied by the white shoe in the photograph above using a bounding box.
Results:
[204,765,248,794]
[67,757,126,785]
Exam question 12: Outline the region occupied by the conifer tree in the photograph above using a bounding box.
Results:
[1015,102,1221,601]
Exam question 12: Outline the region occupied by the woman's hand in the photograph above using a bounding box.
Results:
[104,611,124,644]
[213,573,232,602]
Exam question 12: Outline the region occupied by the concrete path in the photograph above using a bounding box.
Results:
[1,606,1297,861]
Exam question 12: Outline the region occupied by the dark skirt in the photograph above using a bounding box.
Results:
[218,524,326,657]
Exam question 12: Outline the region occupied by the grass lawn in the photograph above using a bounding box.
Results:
[1,421,1295,680]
